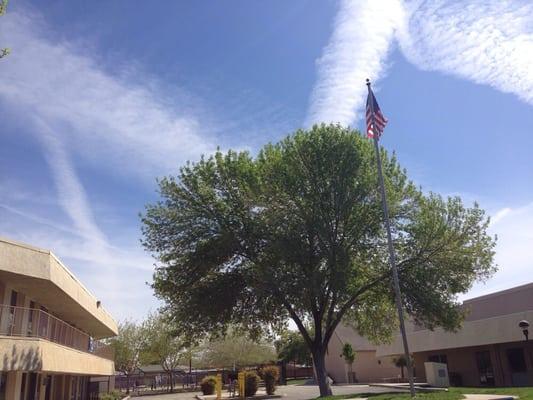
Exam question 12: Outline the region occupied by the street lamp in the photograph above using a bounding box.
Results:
[518,320,530,341]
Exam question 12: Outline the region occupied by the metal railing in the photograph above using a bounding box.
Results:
[0,304,112,359]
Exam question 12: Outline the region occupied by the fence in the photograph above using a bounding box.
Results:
[0,304,112,359]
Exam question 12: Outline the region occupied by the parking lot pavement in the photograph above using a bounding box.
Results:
[130,391,201,400]
[276,384,404,400]
[130,385,404,400]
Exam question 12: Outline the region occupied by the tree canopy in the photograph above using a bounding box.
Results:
[141,124,496,396]
[197,329,276,369]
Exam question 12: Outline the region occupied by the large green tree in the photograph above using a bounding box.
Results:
[141,124,496,396]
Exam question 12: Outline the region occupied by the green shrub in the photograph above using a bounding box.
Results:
[244,371,259,397]
[100,390,124,400]
[201,375,217,395]
[260,365,279,395]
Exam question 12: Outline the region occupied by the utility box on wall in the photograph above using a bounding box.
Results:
[424,362,449,387]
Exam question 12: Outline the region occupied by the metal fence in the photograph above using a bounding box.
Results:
[0,304,112,359]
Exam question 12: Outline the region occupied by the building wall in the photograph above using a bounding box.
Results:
[0,238,119,399]
[0,237,117,338]
[413,341,533,387]
[325,324,400,383]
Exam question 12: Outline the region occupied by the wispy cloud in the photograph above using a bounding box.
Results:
[0,6,222,319]
[305,0,405,127]
[398,0,533,105]
[0,8,217,181]
[36,119,108,246]
[308,0,533,128]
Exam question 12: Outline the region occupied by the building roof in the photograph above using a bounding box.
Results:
[0,236,118,338]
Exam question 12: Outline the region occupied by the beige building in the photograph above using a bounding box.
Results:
[327,283,533,387]
[325,324,401,383]
[0,237,118,399]
[378,283,533,387]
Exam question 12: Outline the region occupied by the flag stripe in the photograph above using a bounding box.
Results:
[366,88,388,139]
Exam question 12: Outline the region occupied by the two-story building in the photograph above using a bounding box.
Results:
[0,237,118,400]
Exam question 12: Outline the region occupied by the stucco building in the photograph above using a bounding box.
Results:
[326,283,533,387]
[378,283,533,387]
[325,324,401,383]
[0,237,118,399]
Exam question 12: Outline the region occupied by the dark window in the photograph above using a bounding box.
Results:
[28,301,36,335]
[428,354,448,364]
[475,351,495,386]
[0,372,6,400]
[20,373,26,399]
[507,348,527,373]
[10,291,17,307]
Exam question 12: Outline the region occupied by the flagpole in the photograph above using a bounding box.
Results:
[366,79,415,397]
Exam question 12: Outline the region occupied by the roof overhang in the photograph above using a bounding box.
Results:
[0,238,118,338]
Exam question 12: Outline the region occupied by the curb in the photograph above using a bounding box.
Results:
[196,395,282,400]
[369,384,448,392]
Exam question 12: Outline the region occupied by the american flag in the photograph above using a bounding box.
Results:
[366,88,388,140]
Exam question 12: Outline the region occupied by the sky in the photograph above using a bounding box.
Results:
[0,0,532,322]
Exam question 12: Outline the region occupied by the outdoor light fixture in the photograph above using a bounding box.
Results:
[519,320,530,341]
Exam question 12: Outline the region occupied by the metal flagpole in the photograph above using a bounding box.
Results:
[366,79,416,397]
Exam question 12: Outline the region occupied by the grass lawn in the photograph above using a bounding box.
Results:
[317,387,533,400]
[450,387,533,400]
[287,379,308,385]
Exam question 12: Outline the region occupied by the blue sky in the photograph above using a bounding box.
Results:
[1,0,532,321]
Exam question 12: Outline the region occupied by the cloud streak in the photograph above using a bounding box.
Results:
[308,0,533,128]
[306,0,405,127]
[0,9,217,180]
[398,0,533,106]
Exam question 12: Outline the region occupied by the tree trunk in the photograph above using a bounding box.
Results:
[126,375,130,394]
[312,348,332,397]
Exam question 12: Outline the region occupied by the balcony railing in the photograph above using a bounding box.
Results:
[0,304,113,360]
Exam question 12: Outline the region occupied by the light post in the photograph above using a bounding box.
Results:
[519,320,529,341]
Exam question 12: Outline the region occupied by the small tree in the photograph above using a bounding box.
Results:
[340,343,356,383]
[145,313,187,392]
[393,355,412,380]
[198,329,276,369]
[109,320,149,394]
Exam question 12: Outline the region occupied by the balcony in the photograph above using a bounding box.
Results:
[0,304,113,360]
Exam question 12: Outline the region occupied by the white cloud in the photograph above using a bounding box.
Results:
[398,0,533,105]
[36,119,108,247]
[0,7,221,321]
[305,0,405,127]
[0,9,217,180]
[308,0,533,128]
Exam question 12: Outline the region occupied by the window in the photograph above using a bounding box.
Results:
[28,301,35,336]
[475,351,495,386]
[0,372,7,400]
[428,354,448,364]
[8,290,18,334]
[507,348,527,373]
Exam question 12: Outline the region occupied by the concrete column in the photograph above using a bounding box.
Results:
[5,371,22,400]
